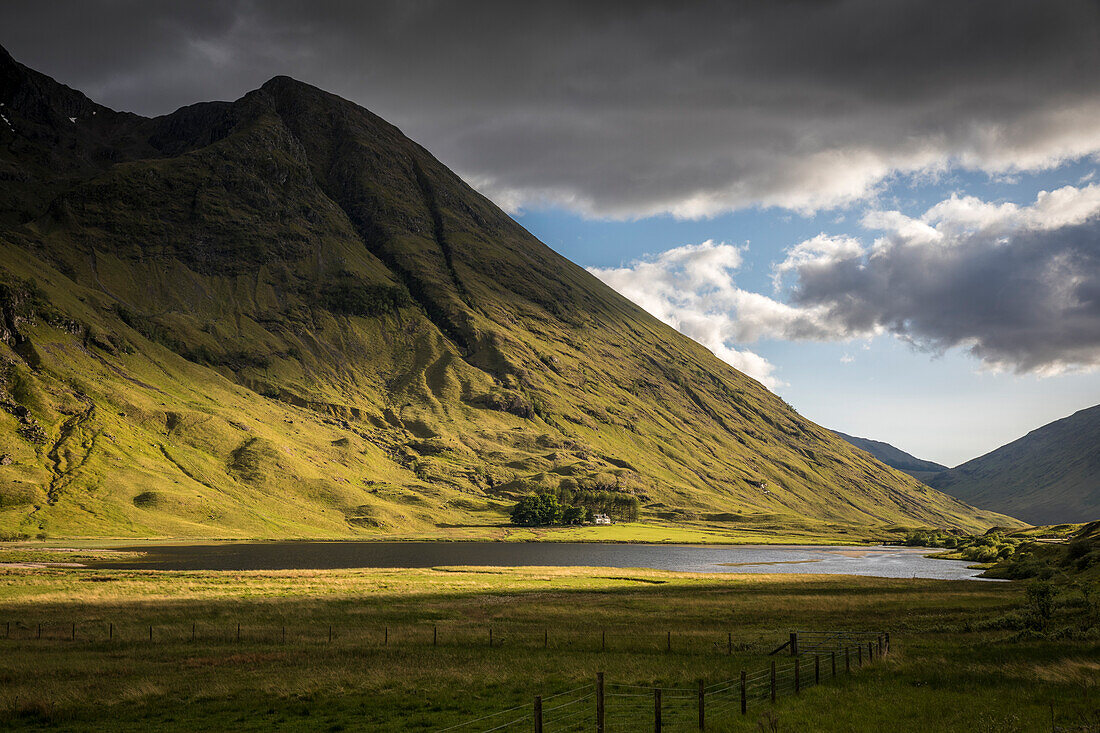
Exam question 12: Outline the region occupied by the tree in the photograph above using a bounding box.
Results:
[510,493,564,526]
[562,505,586,525]
[1025,581,1055,629]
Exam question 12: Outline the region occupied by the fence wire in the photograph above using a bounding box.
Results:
[427,632,888,731]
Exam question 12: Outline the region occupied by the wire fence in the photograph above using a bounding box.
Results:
[0,620,777,655]
[0,619,889,731]
[434,631,890,731]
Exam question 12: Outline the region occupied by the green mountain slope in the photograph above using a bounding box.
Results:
[832,431,947,482]
[0,46,1017,538]
[928,405,1100,525]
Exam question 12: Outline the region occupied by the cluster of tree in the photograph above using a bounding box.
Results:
[571,490,639,522]
[989,533,1100,581]
[510,493,590,526]
[902,529,963,548]
[905,523,1100,581]
[557,484,640,521]
[905,529,1024,562]
[510,488,641,527]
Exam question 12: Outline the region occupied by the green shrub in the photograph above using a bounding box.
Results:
[1074,551,1100,571]
[1025,581,1055,628]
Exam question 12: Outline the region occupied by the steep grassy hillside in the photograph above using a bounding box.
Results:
[832,432,947,482]
[928,405,1100,525]
[0,45,1016,539]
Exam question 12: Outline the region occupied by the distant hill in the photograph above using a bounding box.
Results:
[927,405,1100,525]
[0,45,1015,538]
[832,432,947,482]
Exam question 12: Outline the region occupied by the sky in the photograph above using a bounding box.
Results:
[2,0,1099,466]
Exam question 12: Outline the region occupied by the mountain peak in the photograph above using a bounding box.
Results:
[260,74,317,97]
[0,45,107,121]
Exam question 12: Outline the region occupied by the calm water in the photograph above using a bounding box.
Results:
[94,542,988,579]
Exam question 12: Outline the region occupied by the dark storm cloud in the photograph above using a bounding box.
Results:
[776,187,1100,373]
[3,0,1100,218]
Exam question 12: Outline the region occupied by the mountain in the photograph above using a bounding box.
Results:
[831,432,948,482]
[0,46,1016,538]
[928,405,1100,526]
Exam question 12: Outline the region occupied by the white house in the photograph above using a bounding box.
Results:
[593,513,612,525]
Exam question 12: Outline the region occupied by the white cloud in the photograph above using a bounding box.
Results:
[784,184,1100,374]
[773,234,868,288]
[1026,184,1100,229]
[592,184,1100,383]
[589,240,858,389]
[588,241,786,388]
[913,184,1100,237]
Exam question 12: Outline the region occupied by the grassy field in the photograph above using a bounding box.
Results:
[0,564,1097,731]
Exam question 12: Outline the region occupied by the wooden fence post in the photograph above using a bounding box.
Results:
[533,695,542,733]
[740,670,747,715]
[281,625,285,644]
[148,625,152,641]
[666,631,671,653]
[109,622,113,641]
[489,627,493,647]
[384,626,388,646]
[857,643,863,667]
[601,628,606,653]
[885,632,890,656]
[328,625,332,644]
[845,647,850,673]
[654,688,662,732]
[71,622,75,641]
[192,623,196,642]
[868,641,873,662]
[697,679,705,731]
[596,672,605,733]
[434,626,438,646]
[237,623,241,643]
[789,632,798,657]
[814,654,820,685]
[727,632,732,656]
[831,651,836,678]
[544,629,548,649]
[770,661,776,702]
[794,657,800,694]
